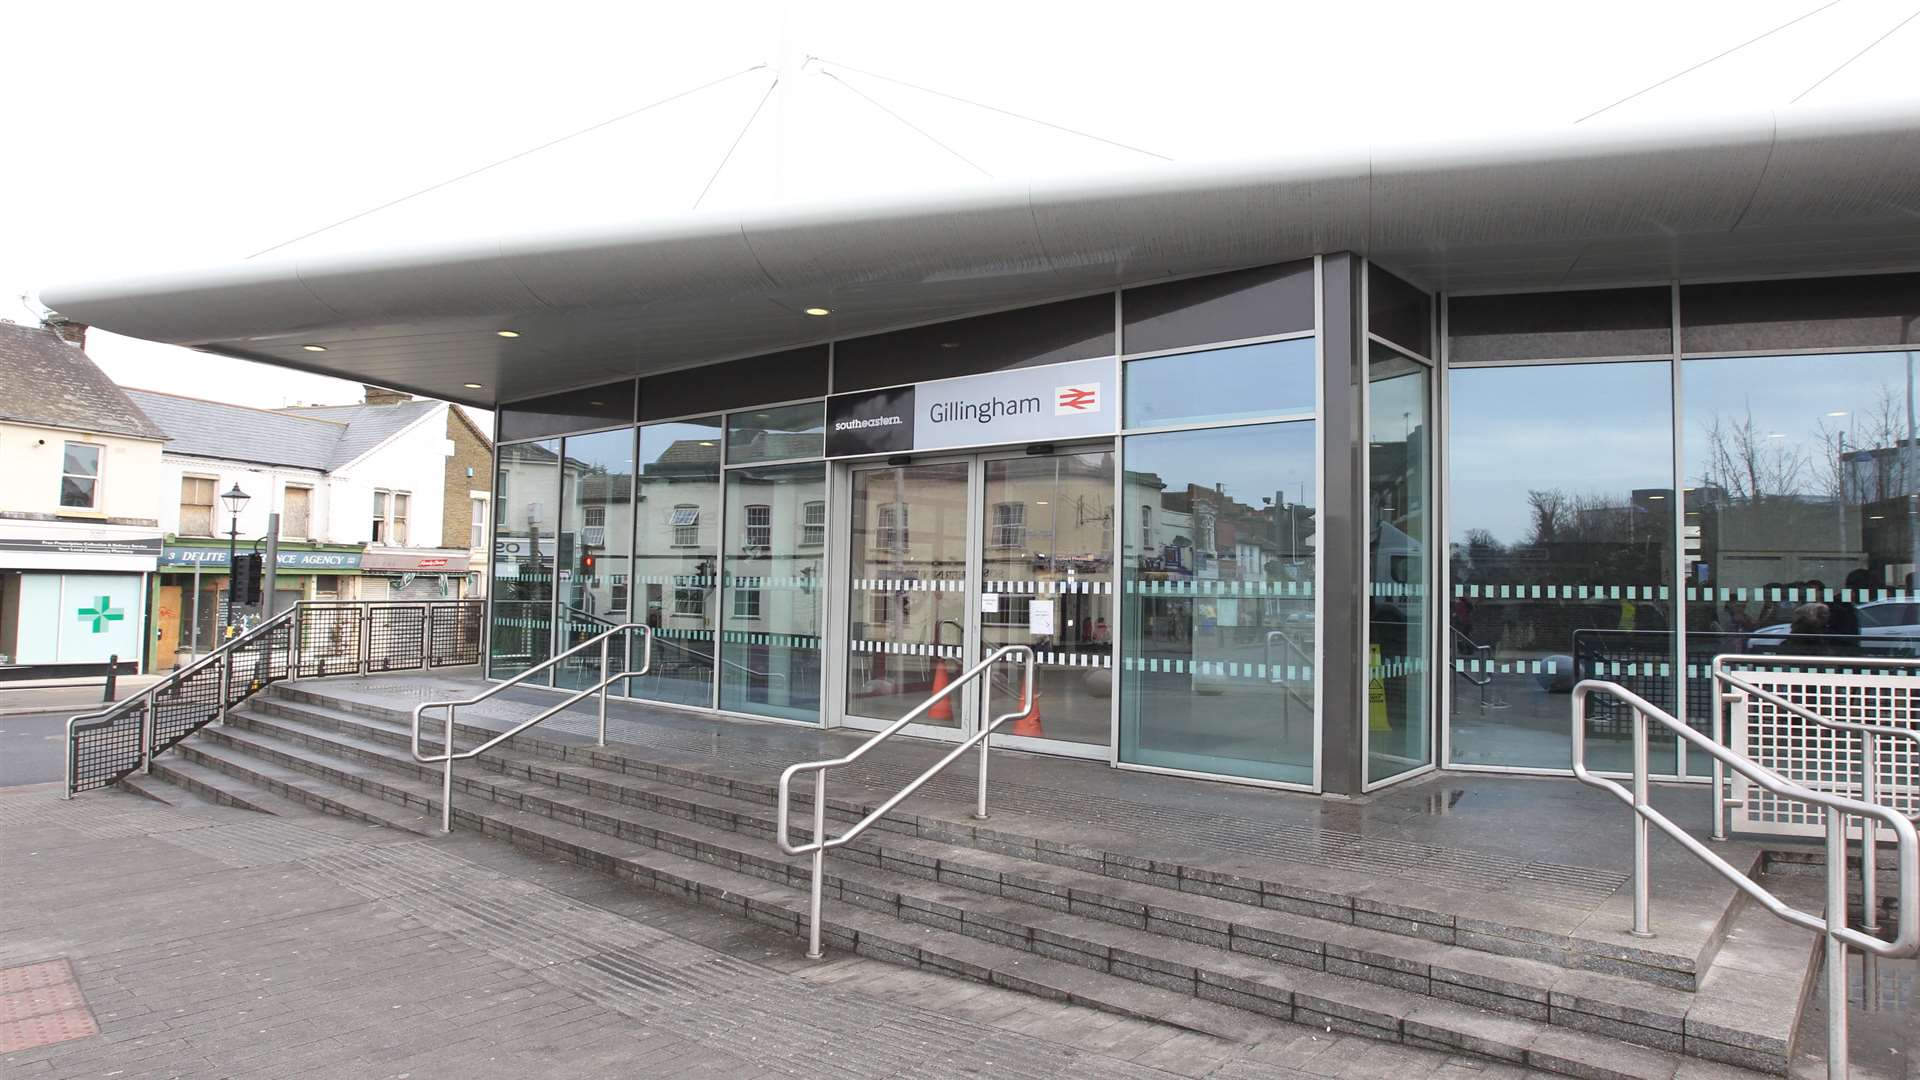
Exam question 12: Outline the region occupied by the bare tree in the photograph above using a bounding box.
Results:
[1696,403,1808,500]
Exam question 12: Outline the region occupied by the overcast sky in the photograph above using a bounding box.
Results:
[2,0,1915,419]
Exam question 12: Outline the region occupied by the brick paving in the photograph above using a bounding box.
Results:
[0,782,1550,1079]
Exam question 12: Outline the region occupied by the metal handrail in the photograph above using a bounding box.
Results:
[1451,628,1494,687]
[410,622,651,833]
[64,603,298,798]
[777,644,1035,959]
[559,604,785,687]
[1572,678,1919,1080]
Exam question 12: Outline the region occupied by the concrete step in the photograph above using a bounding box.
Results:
[174,733,438,836]
[208,705,1787,1076]
[257,686,1719,991]
[238,698,1730,1025]
[119,767,237,811]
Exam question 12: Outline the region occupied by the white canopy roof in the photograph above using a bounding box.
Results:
[42,99,1920,407]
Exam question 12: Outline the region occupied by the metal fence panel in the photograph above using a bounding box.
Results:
[152,660,223,754]
[430,602,483,667]
[69,702,145,794]
[297,605,364,678]
[369,606,427,671]
[1730,670,1920,837]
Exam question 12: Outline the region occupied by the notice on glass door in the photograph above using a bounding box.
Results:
[1029,599,1055,636]
[980,592,999,614]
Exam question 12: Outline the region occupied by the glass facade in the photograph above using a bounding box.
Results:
[481,263,1915,794]
[720,462,827,722]
[489,439,560,681]
[1120,422,1318,784]
[1367,345,1431,783]
[631,419,723,708]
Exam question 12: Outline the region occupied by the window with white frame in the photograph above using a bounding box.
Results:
[991,502,1026,548]
[673,586,705,617]
[372,489,388,542]
[610,573,629,615]
[469,496,488,550]
[744,504,771,548]
[392,492,410,546]
[733,588,762,619]
[802,500,826,546]
[60,442,101,509]
[179,476,216,537]
[670,504,700,548]
[283,486,312,538]
[874,502,909,550]
[868,593,892,626]
[1140,504,1153,552]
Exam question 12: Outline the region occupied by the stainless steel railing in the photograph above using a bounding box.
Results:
[1572,679,1919,1080]
[777,645,1035,959]
[559,605,786,688]
[410,623,651,833]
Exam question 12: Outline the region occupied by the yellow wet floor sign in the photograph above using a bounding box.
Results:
[1368,643,1389,731]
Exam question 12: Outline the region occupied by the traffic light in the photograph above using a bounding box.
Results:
[233,553,264,606]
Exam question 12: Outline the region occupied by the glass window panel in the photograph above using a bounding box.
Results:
[1368,346,1431,783]
[1368,264,1432,359]
[1124,338,1315,428]
[981,450,1116,747]
[489,439,561,681]
[1681,273,1920,355]
[1120,422,1318,783]
[721,462,827,722]
[833,295,1114,393]
[727,401,825,464]
[629,419,721,706]
[846,462,970,725]
[1448,288,1672,365]
[555,429,637,692]
[1446,362,1678,774]
[1681,349,1920,773]
[1122,260,1314,355]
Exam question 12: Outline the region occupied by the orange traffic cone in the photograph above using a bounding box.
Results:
[927,659,954,722]
[1010,687,1043,738]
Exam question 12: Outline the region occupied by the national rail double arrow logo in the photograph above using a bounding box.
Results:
[1055,384,1099,414]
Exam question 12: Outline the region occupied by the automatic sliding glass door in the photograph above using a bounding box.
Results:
[844,460,972,734]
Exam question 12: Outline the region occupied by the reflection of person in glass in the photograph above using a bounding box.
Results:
[1783,602,1834,655]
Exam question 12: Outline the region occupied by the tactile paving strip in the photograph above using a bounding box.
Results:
[0,957,97,1053]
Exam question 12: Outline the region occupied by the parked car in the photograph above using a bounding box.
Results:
[1745,597,1920,656]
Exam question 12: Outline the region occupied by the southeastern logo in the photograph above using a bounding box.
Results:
[1056,384,1099,414]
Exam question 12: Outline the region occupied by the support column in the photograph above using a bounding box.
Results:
[1318,253,1365,797]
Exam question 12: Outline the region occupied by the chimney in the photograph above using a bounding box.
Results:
[362,384,411,406]
[43,316,87,348]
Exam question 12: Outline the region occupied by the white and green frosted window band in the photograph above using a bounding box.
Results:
[1122,657,1312,682]
[850,639,965,659]
[982,579,1114,595]
[719,632,820,648]
[1124,580,1313,597]
[1452,584,1668,600]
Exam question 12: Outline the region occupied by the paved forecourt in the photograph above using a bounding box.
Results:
[1,782,1564,1079]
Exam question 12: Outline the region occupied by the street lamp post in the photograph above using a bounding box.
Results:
[221,484,250,635]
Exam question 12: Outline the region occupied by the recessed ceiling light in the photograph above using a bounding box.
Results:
[804,307,831,317]
[1828,410,1848,417]
[302,344,328,352]
[698,441,715,447]
[496,330,520,338]
[1646,494,1666,500]
[940,341,960,349]
[1767,432,1786,439]
[463,383,484,390]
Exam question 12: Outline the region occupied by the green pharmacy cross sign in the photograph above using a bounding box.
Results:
[76,595,126,634]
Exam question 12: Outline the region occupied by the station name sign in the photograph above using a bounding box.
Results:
[825,355,1117,458]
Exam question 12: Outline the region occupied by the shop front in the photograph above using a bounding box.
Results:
[156,541,364,658]
[359,548,473,600]
[0,533,160,678]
